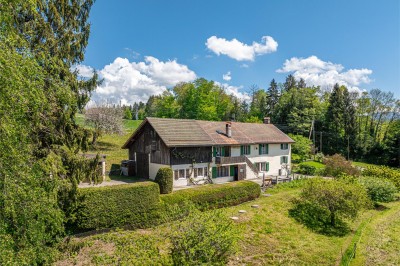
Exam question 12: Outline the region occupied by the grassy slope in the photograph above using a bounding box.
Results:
[350,199,400,266]
[300,160,325,169]
[57,184,400,265]
[75,114,142,172]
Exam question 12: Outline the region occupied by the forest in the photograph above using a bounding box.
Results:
[121,76,400,167]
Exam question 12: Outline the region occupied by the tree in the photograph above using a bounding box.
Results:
[288,134,312,162]
[291,178,370,233]
[85,107,124,145]
[283,74,297,91]
[0,1,99,262]
[266,79,280,116]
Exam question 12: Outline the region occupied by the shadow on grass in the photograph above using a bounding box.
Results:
[92,141,120,151]
[289,202,350,236]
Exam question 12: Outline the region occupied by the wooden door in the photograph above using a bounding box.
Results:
[136,152,149,178]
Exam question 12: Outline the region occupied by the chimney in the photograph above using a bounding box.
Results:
[226,122,232,138]
[263,117,271,124]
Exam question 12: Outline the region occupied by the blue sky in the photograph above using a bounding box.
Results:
[78,0,400,105]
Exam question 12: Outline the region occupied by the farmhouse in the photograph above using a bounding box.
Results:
[122,117,294,187]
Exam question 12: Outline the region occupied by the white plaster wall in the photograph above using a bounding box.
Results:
[171,163,210,187]
[213,176,234,184]
[149,162,169,180]
[245,164,258,180]
[247,144,291,177]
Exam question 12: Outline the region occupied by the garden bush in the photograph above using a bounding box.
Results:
[155,167,173,194]
[161,180,260,210]
[359,176,398,203]
[362,165,400,189]
[170,207,239,265]
[297,164,317,175]
[290,178,371,235]
[74,182,160,231]
[323,154,360,177]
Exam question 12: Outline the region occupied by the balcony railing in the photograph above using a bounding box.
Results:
[215,155,246,165]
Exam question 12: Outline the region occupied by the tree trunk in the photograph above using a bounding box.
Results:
[330,211,335,227]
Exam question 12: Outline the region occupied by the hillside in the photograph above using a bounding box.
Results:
[57,182,400,265]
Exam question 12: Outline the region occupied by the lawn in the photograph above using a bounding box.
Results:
[299,160,325,169]
[56,182,400,265]
[352,161,379,169]
[77,115,142,173]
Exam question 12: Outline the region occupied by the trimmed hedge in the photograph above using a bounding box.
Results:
[161,180,261,210]
[75,182,160,231]
[155,167,173,194]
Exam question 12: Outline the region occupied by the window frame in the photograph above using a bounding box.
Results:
[216,166,229,177]
[281,156,288,164]
[242,145,251,155]
[259,144,269,154]
[281,143,289,150]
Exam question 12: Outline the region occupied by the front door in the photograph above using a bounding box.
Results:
[136,152,149,178]
[234,166,239,181]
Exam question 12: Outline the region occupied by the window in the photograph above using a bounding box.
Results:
[174,168,190,180]
[217,166,229,177]
[281,156,288,164]
[255,162,269,172]
[281,143,288,150]
[241,145,251,155]
[194,167,208,178]
[216,146,224,156]
[259,144,269,154]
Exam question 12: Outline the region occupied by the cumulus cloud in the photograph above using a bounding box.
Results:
[222,71,232,81]
[277,55,372,92]
[215,81,250,102]
[206,35,278,61]
[72,64,95,78]
[82,56,196,105]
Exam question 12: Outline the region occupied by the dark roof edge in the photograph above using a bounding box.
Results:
[121,119,149,149]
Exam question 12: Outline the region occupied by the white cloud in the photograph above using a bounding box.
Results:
[206,35,278,61]
[240,63,249,68]
[222,71,232,81]
[215,82,250,102]
[277,55,372,92]
[71,64,95,78]
[84,56,196,105]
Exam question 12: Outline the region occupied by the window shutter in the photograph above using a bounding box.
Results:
[266,144,269,154]
[212,167,217,178]
[230,165,235,176]
[280,144,283,149]
[248,145,251,154]
[240,146,243,155]
[266,162,269,171]
[259,144,262,155]
[280,156,283,164]
[221,146,225,156]
[213,147,216,157]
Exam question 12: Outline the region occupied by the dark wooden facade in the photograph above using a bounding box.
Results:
[170,147,212,165]
[128,123,212,178]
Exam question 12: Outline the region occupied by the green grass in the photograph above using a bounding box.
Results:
[300,160,325,169]
[352,161,379,169]
[77,114,142,173]
[56,184,400,265]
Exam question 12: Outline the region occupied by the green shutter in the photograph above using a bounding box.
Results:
[240,146,244,155]
[266,162,269,171]
[230,165,235,176]
[213,147,216,157]
[280,144,283,149]
[266,144,269,154]
[221,146,225,156]
[212,167,217,178]
[280,156,283,164]
[248,145,251,154]
[259,144,262,155]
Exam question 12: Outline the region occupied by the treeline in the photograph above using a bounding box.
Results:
[121,75,399,166]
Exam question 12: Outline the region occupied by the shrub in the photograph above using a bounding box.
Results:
[75,182,160,231]
[362,165,400,189]
[359,176,398,203]
[290,178,371,235]
[297,164,317,175]
[155,167,173,194]
[323,154,360,177]
[170,207,239,265]
[161,181,260,210]
[288,134,312,162]
[315,152,324,163]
